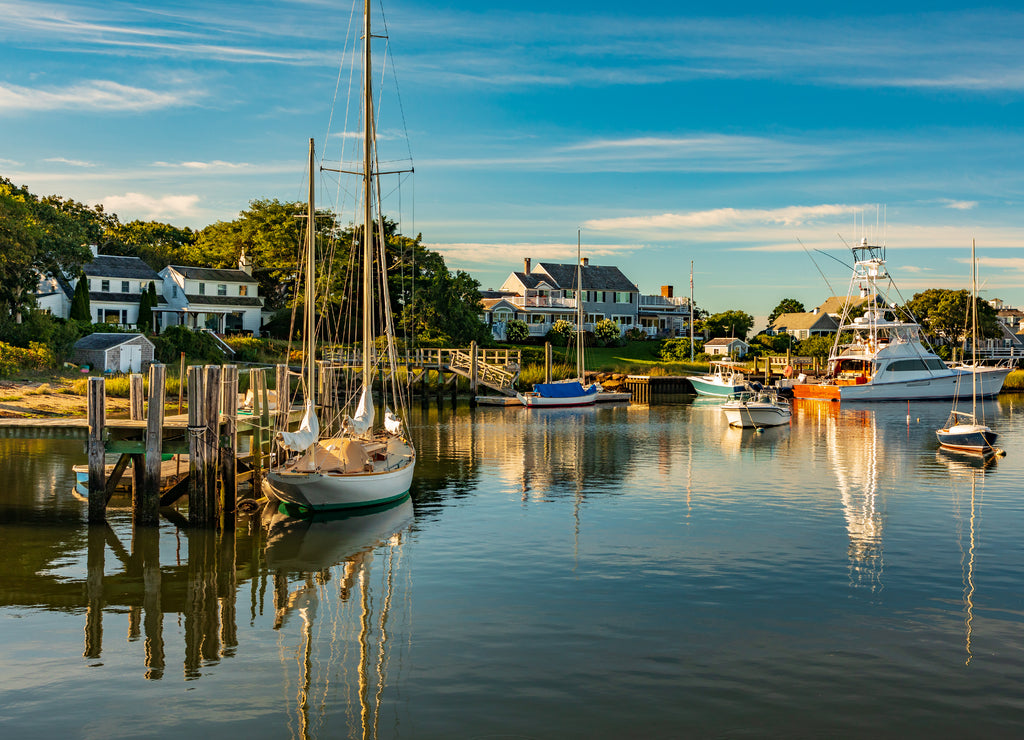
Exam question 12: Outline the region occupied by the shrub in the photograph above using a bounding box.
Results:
[659,337,702,362]
[504,319,530,344]
[593,319,621,345]
[152,325,225,364]
[224,336,267,363]
[546,319,575,346]
[0,341,58,376]
[624,327,647,342]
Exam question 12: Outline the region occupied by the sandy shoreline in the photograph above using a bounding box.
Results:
[0,379,130,418]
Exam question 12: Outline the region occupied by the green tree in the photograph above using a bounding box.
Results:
[103,220,196,270]
[137,285,154,332]
[0,178,93,322]
[905,288,999,347]
[768,298,806,325]
[701,309,755,340]
[797,335,834,359]
[70,272,91,321]
[546,319,574,346]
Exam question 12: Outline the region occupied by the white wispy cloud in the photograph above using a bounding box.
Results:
[585,204,865,235]
[424,241,642,267]
[938,199,978,210]
[101,192,201,220]
[0,80,188,113]
[44,157,94,167]
[153,160,252,171]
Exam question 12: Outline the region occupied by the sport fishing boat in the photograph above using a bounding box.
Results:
[689,360,748,397]
[721,385,792,428]
[792,239,1011,402]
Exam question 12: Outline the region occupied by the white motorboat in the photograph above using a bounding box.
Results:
[264,1,415,512]
[793,239,1011,402]
[689,360,748,397]
[721,386,792,428]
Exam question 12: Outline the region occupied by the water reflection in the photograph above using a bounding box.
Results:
[263,499,414,740]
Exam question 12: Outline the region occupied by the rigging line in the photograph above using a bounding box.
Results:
[797,237,837,298]
[376,0,415,165]
[323,0,359,165]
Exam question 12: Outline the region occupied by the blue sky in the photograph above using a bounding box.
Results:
[4,0,1024,327]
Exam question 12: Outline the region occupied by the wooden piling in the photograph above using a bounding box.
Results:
[470,341,478,397]
[545,342,552,384]
[250,368,266,492]
[129,373,144,421]
[275,363,289,438]
[204,365,221,522]
[220,365,238,523]
[187,365,207,526]
[87,377,106,523]
[137,364,166,526]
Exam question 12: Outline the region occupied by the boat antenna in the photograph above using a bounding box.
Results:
[797,237,838,297]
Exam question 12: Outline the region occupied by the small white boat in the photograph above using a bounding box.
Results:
[936,241,1000,456]
[721,386,792,428]
[689,361,748,397]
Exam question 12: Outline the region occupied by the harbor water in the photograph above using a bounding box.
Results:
[2,395,1024,738]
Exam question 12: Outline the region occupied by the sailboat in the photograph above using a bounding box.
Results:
[263,1,415,511]
[516,230,601,407]
[936,240,999,455]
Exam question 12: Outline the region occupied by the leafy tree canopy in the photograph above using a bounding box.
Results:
[768,298,806,325]
[701,309,755,341]
[905,288,999,346]
[102,220,196,271]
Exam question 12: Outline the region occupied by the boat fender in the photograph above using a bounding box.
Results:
[783,365,794,378]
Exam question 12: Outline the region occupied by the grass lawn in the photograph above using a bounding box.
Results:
[544,340,709,375]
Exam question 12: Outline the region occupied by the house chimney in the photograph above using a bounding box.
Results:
[812,306,818,314]
[581,257,589,266]
[661,285,673,298]
[524,257,531,274]
[89,244,98,258]
[239,248,252,276]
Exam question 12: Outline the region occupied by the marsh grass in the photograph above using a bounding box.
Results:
[1003,369,1024,391]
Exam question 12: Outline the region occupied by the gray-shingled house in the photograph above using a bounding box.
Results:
[767,311,839,340]
[486,257,639,339]
[159,253,264,336]
[35,247,167,328]
[73,333,155,373]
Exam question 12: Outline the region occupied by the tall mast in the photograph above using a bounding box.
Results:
[306,137,316,402]
[689,260,694,362]
[971,238,977,416]
[577,229,584,380]
[361,0,374,391]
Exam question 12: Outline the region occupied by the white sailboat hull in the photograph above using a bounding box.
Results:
[265,451,415,511]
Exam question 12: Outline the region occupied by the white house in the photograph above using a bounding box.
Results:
[35,246,166,329]
[704,337,749,358]
[159,252,263,336]
[638,285,692,338]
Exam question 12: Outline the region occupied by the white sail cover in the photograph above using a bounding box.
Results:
[384,408,402,435]
[276,401,320,451]
[343,386,375,436]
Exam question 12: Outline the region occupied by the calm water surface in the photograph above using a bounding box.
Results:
[2,396,1024,738]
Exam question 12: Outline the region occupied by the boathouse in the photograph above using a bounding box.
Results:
[73,333,155,373]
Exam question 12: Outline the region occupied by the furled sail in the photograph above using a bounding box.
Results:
[277,401,320,451]
[384,408,402,435]
[343,386,375,436]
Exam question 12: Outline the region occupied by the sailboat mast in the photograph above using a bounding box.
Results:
[306,137,316,402]
[971,238,977,416]
[577,229,584,381]
[361,0,374,391]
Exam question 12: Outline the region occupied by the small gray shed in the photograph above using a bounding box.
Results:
[73,333,155,373]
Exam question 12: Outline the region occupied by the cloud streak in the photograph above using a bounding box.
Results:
[0,80,189,112]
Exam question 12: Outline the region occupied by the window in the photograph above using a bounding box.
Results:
[615,292,632,304]
[239,285,248,297]
[101,279,110,292]
[199,283,206,295]
[218,284,227,296]
[121,280,130,293]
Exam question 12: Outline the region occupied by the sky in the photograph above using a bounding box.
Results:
[4,0,1024,329]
